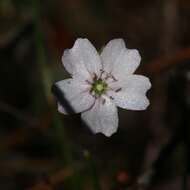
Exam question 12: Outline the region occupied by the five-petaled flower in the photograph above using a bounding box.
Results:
[54,38,151,137]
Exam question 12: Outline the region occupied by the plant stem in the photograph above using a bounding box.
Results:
[182,147,188,190]
[84,151,102,190]
[32,2,80,189]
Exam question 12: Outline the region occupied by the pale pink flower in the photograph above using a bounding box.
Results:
[55,38,151,137]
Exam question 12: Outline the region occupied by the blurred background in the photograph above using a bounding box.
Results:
[0,0,190,189]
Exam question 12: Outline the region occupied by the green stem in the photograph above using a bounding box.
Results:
[33,2,52,103]
[182,144,188,190]
[32,2,79,189]
[85,151,102,190]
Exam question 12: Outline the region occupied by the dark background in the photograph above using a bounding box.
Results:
[0,0,190,189]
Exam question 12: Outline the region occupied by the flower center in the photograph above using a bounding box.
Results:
[91,79,108,96]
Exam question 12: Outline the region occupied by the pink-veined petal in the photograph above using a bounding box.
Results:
[62,38,102,80]
[81,97,118,137]
[109,74,151,94]
[56,78,95,114]
[108,75,151,110]
[101,39,141,80]
[113,91,150,110]
[112,49,141,80]
[101,39,126,73]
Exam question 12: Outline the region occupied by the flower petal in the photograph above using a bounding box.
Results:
[109,75,151,110]
[81,97,118,137]
[101,39,141,80]
[101,39,126,73]
[62,38,102,80]
[112,49,141,80]
[109,74,151,94]
[112,91,150,110]
[55,78,95,114]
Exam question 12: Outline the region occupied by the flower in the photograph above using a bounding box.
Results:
[54,38,151,137]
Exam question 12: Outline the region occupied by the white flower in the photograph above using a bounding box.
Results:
[55,38,151,137]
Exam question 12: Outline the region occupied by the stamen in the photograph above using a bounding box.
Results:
[92,73,97,80]
[85,80,92,85]
[105,74,110,80]
[103,72,117,82]
[110,74,117,81]
[99,69,105,78]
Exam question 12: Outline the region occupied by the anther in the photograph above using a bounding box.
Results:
[115,88,122,92]
[85,80,92,85]
[102,98,106,105]
[110,96,114,100]
[111,75,118,81]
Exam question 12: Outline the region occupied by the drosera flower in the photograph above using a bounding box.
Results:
[53,38,151,137]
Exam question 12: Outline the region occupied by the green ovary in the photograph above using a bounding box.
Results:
[91,79,108,96]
